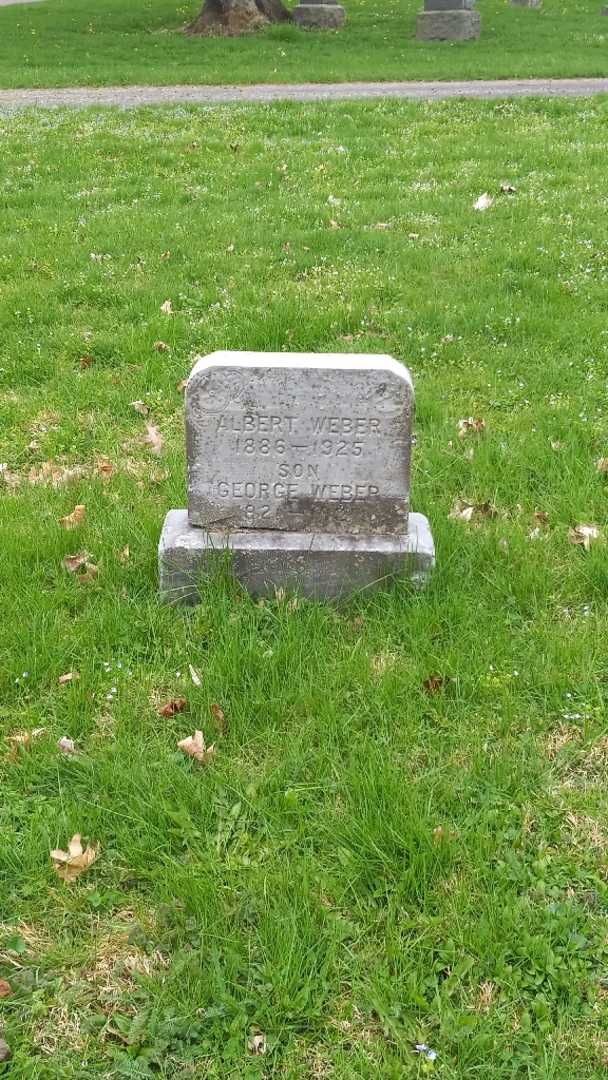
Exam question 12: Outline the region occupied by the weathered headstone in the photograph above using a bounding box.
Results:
[293,0,345,28]
[416,0,480,40]
[159,352,434,602]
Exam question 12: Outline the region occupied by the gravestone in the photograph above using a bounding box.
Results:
[416,0,480,40]
[293,0,345,28]
[159,352,434,603]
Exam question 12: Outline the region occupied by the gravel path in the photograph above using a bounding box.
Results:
[0,77,607,111]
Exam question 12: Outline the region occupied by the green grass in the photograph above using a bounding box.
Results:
[0,0,607,89]
[2,97,608,1076]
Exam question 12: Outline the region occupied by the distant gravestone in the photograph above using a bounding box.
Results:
[293,0,345,29]
[416,0,480,40]
[159,352,434,602]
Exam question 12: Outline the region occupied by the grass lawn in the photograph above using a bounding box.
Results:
[2,96,608,1077]
[0,0,607,89]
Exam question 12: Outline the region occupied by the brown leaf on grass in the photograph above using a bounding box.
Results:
[117,545,130,564]
[29,462,87,488]
[59,504,86,530]
[534,510,549,526]
[96,457,115,481]
[568,524,602,551]
[79,355,95,370]
[6,728,46,750]
[374,222,391,230]
[0,979,13,998]
[457,417,486,439]
[247,1033,267,1056]
[176,378,188,393]
[142,424,164,456]
[50,834,98,883]
[154,340,170,353]
[475,981,496,1012]
[423,674,445,695]
[210,703,226,733]
[160,299,173,315]
[0,463,20,489]
[62,552,99,583]
[58,671,80,685]
[131,400,150,417]
[158,697,188,718]
[177,730,216,765]
[328,219,343,230]
[57,736,77,755]
[0,1039,11,1063]
[449,498,496,524]
[596,458,608,475]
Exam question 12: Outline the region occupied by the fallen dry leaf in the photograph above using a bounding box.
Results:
[0,1039,11,1063]
[160,299,173,315]
[374,222,391,230]
[177,730,216,765]
[423,674,445,695]
[58,671,80,685]
[476,980,496,1012]
[534,510,549,526]
[131,400,150,417]
[57,736,77,755]
[328,219,342,230]
[142,424,164,456]
[117,545,130,564]
[568,524,602,551]
[596,458,608,474]
[154,340,170,353]
[247,1033,267,1056]
[474,192,493,211]
[449,498,496,524]
[0,979,12,998]
[210,703,226,732]
[188,663,203,688]
[0,463,20,489]
[29,462,87,488]
[457,417,486,439]
[176,378,188,393]
[6,728,46,750]
[79,355,95,370]
[62,552,99,583]
[50,834,98,883]
[158,697,188,718]
[96,457,115,481]
[59,504,86,530]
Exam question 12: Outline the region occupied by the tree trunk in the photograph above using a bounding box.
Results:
[186,0,291,36]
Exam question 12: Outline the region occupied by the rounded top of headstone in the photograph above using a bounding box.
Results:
[188,350,413,388]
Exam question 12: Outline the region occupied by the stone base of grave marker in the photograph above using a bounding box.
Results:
[416,8,480,39]
[293,0,345,28]
[159,510,435,603]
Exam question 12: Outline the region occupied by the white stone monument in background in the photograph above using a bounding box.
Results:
[159,352,434,602]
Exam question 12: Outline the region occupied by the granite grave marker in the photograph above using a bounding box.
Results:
[159,352,434,602]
